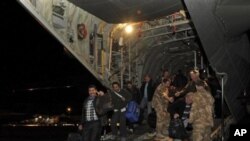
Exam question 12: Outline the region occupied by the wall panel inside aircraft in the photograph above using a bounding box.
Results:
[184,0,250,121]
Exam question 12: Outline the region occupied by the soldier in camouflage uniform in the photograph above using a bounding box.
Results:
[189,80,214,141]
[152,79,174,140]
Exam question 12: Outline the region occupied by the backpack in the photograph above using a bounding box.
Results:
[125,101,140,123]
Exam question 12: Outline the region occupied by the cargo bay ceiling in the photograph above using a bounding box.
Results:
[18,0,250,122]
[68,0,184,23]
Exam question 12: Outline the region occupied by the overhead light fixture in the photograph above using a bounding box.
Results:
[125,25,133,33]
[118,23,127,28]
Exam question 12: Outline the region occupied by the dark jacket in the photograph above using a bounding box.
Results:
[95,93,113,116]
[168,98,194,132]
[140,80,155,102]
[126,86,141,104]
[168,98,187,119]
[173,73,188,89]
[110,89,132,109]
[178,81,197,98]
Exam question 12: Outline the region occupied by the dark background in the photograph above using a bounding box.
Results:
[0,1,104,116]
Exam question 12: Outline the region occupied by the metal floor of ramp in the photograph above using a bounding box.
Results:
[0,117,233,141]
[102,124,155,141]
[101,117,233,141]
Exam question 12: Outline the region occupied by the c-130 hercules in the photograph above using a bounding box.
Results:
[18,0,250,140]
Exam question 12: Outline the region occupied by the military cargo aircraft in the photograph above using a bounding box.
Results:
[17,0,250,140]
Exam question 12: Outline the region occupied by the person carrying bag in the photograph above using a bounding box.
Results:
[109,82,132,141]
[168,117,188,140]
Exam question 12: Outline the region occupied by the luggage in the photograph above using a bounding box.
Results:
[168,118,188,139]
[125,101,140,123]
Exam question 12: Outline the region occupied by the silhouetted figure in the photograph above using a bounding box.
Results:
[173,70,188,90]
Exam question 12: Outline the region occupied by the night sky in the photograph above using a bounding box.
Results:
[0,1,104,115]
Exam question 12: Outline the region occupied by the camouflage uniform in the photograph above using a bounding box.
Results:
[189,90,214,141]
[152,83,171,139]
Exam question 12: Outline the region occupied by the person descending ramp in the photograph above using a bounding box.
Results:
[126,101,140,123]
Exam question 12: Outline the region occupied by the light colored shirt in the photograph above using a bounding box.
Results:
[144,82,148,99]
[85,97,98,121]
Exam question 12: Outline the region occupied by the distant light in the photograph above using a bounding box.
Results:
[66,107,72,113]
[62,123,75,126]
[125,25,133,33]
[25,124,39,127]
[28,88,34,91]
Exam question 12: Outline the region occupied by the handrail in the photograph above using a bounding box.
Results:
[210,116,234,140]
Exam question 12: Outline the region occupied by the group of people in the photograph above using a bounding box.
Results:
[152,69,214,141]
[79,69,215,141]
[79,82,134,141]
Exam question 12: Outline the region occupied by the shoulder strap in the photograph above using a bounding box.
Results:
[114,91,125,100]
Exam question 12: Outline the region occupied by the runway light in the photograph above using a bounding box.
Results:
[66,85,71,88]
[125,25,133,33]
[28,88,34,91]
[66,107,72,113]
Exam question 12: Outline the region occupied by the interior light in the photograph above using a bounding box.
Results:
[125,25,133,33]
[118,23,127,28]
